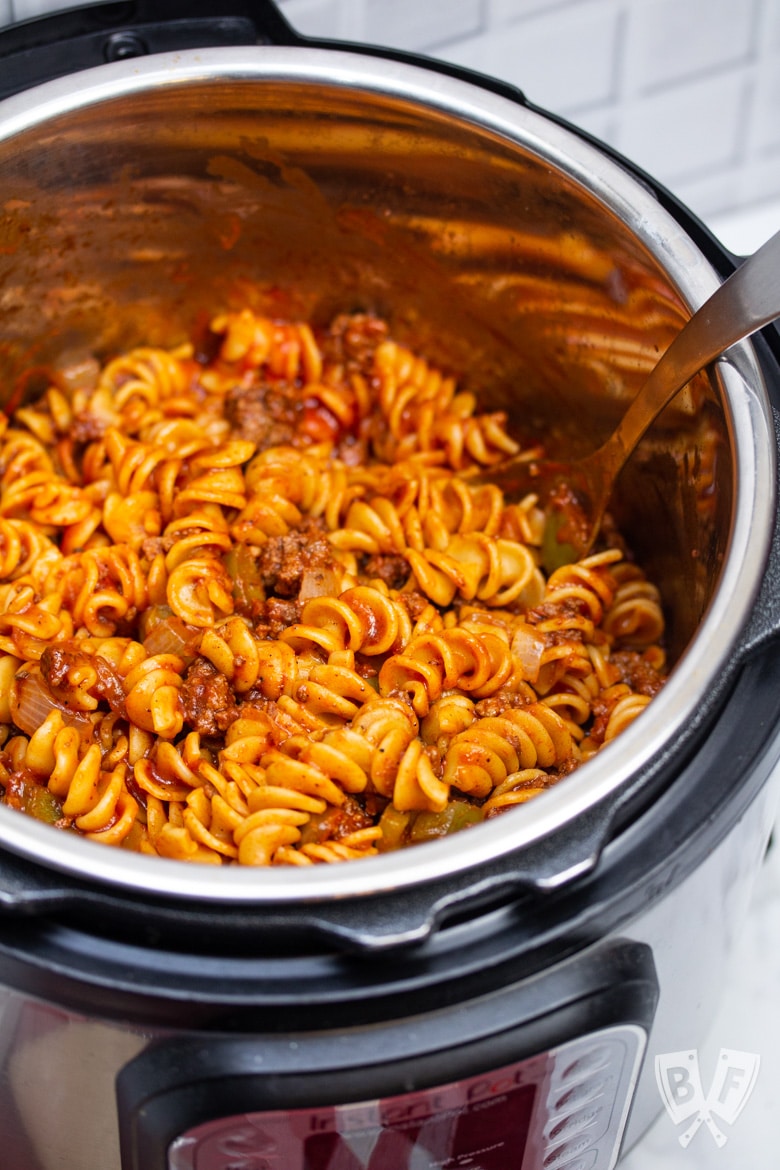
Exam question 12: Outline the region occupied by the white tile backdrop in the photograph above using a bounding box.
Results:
[275,0,777,225]
[7,0,780,223]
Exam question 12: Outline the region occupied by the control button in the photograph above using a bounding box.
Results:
[559,1045,613,1083]
[553,1075,610,1111]
[546,1102,604,1142]
[543,1135,597,1167]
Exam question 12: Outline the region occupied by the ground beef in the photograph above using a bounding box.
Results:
[362,552,411,591]
[474,694,535,719]
[299,794,376,844]
[610,651,665,697]
[320,313,389,376]
[255,519,338,598]
[333,432,370,467]
[585,696,612,748]
[525,599,588,637]
[526,598,586,626]
[551,756,581,780]
[253,598,303,640]
[179,658,239,736]
[70,411,107,443]
[225,375,302,450]
[393,590,433,620]
[224,314,387,454]
[140,533,177,561]
[140,537,166,561]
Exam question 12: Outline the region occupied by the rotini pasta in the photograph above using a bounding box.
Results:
[0,310,666,866]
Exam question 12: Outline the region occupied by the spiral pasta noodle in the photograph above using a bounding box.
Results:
[0,309,666,866]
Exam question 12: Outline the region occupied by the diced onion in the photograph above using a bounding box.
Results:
[298,567,340,602]
[10,668,90,736]
[51,354,100,394]
[143,614,196,659]
[510,622,546,683]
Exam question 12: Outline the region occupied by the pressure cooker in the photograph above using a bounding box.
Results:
[1,3,779,1168]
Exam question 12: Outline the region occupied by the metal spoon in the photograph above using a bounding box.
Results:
[475,227,780,567]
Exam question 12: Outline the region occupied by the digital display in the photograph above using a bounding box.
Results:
[165,1025,647,1170]
[169,1062,538,1170]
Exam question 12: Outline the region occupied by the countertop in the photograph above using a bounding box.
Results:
[621,200,780,1170]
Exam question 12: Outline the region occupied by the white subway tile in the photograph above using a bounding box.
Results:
[488,0,584,24]
[621,0,756,95]
[710,193,780,253]
[672,167,744,223]
[278,0,342,41]
[278,0,366,44]
[437,0,621,113]
[614,70,747,186]
[763,0,780,50]
[751,52,780,152]
[732,154,780,213]
[362,0,483,52]
[561,103,618,148]
[753,72,780,153]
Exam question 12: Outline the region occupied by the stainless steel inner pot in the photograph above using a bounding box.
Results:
[0,46,773,903]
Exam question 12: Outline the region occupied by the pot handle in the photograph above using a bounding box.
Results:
[0,0,531,106]
[0,0,301,101]
[731,340,780,662]
[0,788,618,954]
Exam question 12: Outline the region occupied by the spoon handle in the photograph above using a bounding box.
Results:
[595,227,780,479]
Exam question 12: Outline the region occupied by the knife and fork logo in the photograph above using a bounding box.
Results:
[654,1048,760,1147]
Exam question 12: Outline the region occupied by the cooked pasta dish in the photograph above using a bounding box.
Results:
[0,311,665,866]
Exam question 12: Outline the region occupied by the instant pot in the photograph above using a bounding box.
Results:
[1,3,780,1168]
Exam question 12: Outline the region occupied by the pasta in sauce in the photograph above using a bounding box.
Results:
[0,311,665,866]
